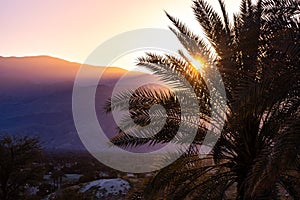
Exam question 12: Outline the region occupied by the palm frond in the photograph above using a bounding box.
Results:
[192,0,231,58]
[103,0,300,198]
[245,115,300,198]
[218,0,230,35]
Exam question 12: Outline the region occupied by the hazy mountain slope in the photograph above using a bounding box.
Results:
[0,56,152,151]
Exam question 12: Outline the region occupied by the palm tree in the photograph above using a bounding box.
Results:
[106,0,300,199]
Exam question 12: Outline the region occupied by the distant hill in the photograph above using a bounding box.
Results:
[0,56,156,151]
[0,56,130,96]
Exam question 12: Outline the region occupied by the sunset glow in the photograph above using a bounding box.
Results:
[191,57,206,73]
[0,0,242,67]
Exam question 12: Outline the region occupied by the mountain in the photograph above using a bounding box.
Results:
[0,56,155,151]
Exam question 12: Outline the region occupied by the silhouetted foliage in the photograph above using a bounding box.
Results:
[106,0,300,199]
[0,135,43,200]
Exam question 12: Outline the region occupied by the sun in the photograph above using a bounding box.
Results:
[191,56,206,73]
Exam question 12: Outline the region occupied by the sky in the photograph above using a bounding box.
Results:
[0,0,242,66]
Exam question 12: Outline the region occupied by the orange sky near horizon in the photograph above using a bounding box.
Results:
[0,0,242,67]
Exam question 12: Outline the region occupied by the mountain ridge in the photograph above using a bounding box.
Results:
[0,55,148,151]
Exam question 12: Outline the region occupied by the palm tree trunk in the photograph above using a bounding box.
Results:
[236,182,246,200]
[236,175,249,200]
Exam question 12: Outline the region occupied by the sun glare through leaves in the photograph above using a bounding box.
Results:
[191,56,206,74]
